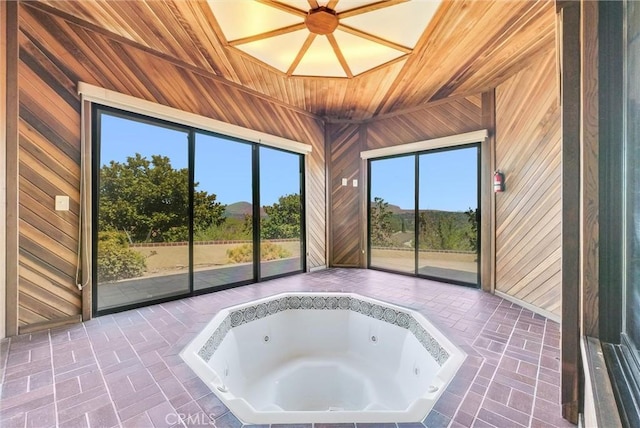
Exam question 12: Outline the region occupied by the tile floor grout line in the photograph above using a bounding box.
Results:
[472,304,526,427]
[0,336,11,399]
[117,309,189,428]
[446,295,505,427]
[528,318,549,427]
[82,322,124,428]
[0,270,569,428]
[48,330,60,428]
[157,304,190,329]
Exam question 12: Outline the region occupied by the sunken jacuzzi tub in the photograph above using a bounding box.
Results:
[180,293,465,424]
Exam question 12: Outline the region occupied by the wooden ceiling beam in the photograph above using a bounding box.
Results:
[327,34,353,78]
[229,23,306,46]
[257,0,306,17]
[338,0,408,19]
[287,33,316,75]
[338,24,411,53]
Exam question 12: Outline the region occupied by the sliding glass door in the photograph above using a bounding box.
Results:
[368,144,479,287]
[418,147,479,284]
[259,147,305,279]
[369,155,415,273]
[93,106,306,314]
[193,134,254,290]
[95,112,191,311]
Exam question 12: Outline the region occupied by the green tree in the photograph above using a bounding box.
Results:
[99,154,225,242]
[370,197,394,246]
[194,217,252,241]
[418,211,440,249]
[418,210,473,251]
[465,207,479,252]
[261,194,301,239]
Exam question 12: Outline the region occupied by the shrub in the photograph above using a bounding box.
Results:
[163,225,189,243]
[227,242,291,263]
[97,231,146,283]
[194,217,252,241]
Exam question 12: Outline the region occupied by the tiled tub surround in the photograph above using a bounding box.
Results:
[0,269,574,428]
[181,293,466,424]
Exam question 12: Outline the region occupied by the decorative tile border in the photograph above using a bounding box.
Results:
[197,294,450,366]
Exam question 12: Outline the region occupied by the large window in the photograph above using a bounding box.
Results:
[94,112,191,311]
[93,106,306,314]
[368,144,479,286]
[369,155,415,273]
[193,134,254,290]
[259,146,304,279]
[418,148,479,284]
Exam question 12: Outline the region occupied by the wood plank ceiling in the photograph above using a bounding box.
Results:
[31,0,556,121]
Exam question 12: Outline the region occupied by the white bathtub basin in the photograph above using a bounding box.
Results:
[180,293,465,424]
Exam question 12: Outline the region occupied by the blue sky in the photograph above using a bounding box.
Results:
[100,113,300,206]
[100,113,477,212]
[370,147,478,212]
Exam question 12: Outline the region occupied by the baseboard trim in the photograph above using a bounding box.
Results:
[18,315,83,335]
[494,290,561,323]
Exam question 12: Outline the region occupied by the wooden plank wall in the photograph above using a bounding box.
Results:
[13,3,326,332]
[327,123,363,267]
[327,95,484,268]
[495,49,562,318]
[366,96,483,150]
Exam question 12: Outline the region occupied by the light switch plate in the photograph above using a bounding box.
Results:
[55,195,70,211]
[352,179,358,187]
[341,178,348,186]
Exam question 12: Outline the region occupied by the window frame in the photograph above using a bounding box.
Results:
[366,142,481,288]
[91,104,307,316]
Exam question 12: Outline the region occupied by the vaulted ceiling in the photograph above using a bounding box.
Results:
[32,0,556,121]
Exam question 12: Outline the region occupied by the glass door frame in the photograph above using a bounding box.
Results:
[366,143,481,288]
[91,104,306,317]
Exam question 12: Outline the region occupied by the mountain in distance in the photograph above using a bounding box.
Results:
[386,203,403,214]
[225,201,266,219]
[382,203,472,215]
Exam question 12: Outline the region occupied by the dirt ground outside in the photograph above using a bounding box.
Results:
[132,241,301,277]
[371,248,477,273]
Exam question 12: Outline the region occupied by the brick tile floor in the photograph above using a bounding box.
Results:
[0,269,575,428]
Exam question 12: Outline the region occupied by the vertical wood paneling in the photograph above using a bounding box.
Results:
[481,90,496,292]
[559,3,581,422]
[495,49,562,318]
[581,0,599,338]
[5,0,20,337]
[1,0,9,339]
[16,4,326,332]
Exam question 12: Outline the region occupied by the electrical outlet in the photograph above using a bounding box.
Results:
[352,179,358,187]
[55,195,70,211]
